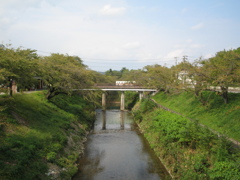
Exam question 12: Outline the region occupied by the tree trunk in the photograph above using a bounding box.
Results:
[220,86,228,104]
[9,79,13,96]
[46,87,68,100]
[46,87,55,100]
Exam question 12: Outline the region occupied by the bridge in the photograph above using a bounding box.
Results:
[76,84,157,111]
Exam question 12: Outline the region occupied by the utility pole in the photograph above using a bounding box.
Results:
[183,55,188,62]
[174,57,178,65]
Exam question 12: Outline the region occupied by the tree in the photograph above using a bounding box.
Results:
[120,69,144,84]
[170,58,195,90]
[180,58,211,105]
[141,64,174,92]
[0,45,39,94]
[120,67,128,78]
[200,48,240,104]
[105,68,122,80]
[38,54,94,100]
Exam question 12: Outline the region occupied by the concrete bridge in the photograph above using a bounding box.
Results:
[77,84,157,111]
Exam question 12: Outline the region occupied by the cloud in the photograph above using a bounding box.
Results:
[0,17,11,24]
[204,53,214,59]
[123,42,141,49]
[191,22,204,30]
[165,49,184,59]
[100,4,126,15]
[1,0,239,71]
[186,39,193,43]
[191,44,203,48]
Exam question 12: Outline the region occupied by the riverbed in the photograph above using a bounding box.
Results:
[73,109,169,180]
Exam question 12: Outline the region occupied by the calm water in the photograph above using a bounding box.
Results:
[73,109,169,180]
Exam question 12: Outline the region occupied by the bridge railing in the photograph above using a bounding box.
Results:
[95,83,143,86]
[95,83,148,89]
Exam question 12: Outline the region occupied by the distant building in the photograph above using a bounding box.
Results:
[116,81,136,86]
[178,71,195,85]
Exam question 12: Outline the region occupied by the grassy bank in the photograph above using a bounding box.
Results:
[0,91,95,180]
[133,98,240,179]
[152,91,240,142]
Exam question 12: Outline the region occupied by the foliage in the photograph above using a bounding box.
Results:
[105,67,129,80]
[91,70,114,84]
[115,48,240,105]
[141,65,175,92]
[133,99,240,179]
[199,48,240,103]
[0,92,95,179]
[1,43,240,179]
[120,69,144,82]
[133,98,157,121]
[209,161,240,179]
[38,53,94,99]
[124,91,139,110]
[153,91,240,142]
[49,93,95,128]
[105,68,122,79]
[0,45,39,91]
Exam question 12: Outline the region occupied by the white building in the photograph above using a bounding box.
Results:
[116,81,136,86]
[178,71,195,85]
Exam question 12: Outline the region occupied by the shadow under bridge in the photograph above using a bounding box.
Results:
[75,84,157,111]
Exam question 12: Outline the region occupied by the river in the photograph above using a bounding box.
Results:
[73,109,169,180]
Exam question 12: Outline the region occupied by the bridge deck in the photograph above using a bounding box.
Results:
[74,85,157,92]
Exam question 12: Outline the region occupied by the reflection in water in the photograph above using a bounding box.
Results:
[74,139,105,179]
[102,110,106,130]
[73,109,169,180]
[101,110,125,131]
[120,111,125,130]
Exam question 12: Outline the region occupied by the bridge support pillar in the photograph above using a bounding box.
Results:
[139,91,144,100]
[102,92,106,110]
[120,91,125,111]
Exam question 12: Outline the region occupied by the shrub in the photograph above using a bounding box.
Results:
[47,152,57,162]
[133,97,240,179]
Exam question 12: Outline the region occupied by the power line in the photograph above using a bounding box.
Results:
[10,45,200,63]
[81,57,176,61]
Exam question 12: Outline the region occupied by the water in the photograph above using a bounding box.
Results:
[73,109,169,180]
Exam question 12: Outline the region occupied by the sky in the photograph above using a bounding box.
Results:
[1,0,240,72]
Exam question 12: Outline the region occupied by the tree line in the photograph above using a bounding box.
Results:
[0,45,110,100]
[106,48,240,104]
[1,44,240,103]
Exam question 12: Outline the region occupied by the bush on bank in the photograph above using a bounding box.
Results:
[133,98,240,179]
[153,91,240,142]
[0,92,95,180]
[124,91,139,110]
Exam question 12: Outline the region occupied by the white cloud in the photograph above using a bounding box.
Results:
[191,44,203,48]
[100,4,126,15]
[204,53,214,59]
[0,17,11,24]
[123,42,141,49]
[191,22,204,30]
[165,49,184,59]
[1,0,239,71]
[186,39,193,43]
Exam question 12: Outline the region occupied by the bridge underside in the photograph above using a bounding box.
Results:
[101,89,157,111]
[74,85,157,111]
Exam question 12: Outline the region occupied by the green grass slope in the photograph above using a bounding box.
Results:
[0,92,95,180]
[133,98,240,179]
[153,91,240,142]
